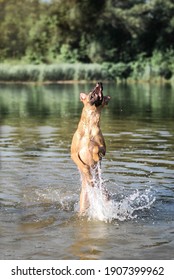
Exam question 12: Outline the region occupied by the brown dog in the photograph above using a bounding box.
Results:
[71,82,110,214]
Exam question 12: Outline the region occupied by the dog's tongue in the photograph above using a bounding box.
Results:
[89,82,103,107]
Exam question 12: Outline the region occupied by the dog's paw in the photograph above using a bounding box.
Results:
[99,146,106,158]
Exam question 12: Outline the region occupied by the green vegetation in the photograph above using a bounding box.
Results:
[0,64,106,82]
[0,58,173,83]
[0,0,174,82]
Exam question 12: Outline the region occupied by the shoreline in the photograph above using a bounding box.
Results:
[0,78,172,86]
[0,63,173,85]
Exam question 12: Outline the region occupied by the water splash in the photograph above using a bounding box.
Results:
[83,163,155,223]
[23,163,155,223]
[24,186,78,212]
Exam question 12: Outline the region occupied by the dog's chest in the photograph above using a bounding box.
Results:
[79,108,102,139]
[89,126,100,137]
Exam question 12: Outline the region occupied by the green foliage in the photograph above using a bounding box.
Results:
[1,63,132,82]
[150,49,173,80]
[0,0,174,65]
[0,0,174,82]
[101,62,132,81]
[113,62,132,80]
[41,63,106,82]
[42,64,76,81]
[159,62,173,80]
[0,59,173,83]
[0,64,106,82]
[130,53,148,80]
[0,65,41,82]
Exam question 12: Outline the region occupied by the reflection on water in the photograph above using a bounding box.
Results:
[0,83,174,259]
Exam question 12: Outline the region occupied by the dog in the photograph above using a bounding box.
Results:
[71,82,110,214]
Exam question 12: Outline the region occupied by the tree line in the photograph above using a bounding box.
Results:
[0,0,173,64]
[0,0,174,83]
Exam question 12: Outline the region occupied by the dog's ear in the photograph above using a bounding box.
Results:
[80,93,87,102]
[102,96,111,107]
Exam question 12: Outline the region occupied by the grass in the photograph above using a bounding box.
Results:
[0,63,106,83]
[0,62,173,84]
[0,65,41,82]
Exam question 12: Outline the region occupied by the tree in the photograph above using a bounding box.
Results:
[26,15,58,63]
[0,0,46,60]
[0,0,173,64]
[136,0,174,56]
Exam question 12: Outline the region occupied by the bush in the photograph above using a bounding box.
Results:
[163,69,173,80]
[42,65,63,81]
[0,60,173,83]
[114,62,132,80]
[159,62,173,80]
[101,63,116,80]
[101,62,132,81]
[0,65,40,82]
[151,50,173,80]
[42,64,76,81]
[0,65,11,81]
[83,64,104,81]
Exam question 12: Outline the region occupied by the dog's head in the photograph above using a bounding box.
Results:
[80,82,110,109]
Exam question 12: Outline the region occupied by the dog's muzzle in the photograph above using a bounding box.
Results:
[89,82,103,107]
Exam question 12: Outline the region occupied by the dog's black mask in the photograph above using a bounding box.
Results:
[89,82,103,107]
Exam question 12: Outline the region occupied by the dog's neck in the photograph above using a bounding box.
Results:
[79,107,101,132]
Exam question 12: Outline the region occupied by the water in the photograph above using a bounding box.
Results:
[0,83,174,259]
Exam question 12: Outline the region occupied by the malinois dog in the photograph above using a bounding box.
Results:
[71,82,110,214]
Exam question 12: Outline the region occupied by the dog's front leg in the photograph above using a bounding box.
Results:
[92,145,106,162]
[71,152,89,174]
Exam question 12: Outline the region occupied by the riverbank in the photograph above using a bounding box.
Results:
[0,62,173,84]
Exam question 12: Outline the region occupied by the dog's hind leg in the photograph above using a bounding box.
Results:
[79,174,91,215]
[79,187,89,215]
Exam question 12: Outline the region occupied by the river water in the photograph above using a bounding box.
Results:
[0,82,174,259]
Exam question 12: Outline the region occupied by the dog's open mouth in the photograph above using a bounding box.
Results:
[89,82,103,107]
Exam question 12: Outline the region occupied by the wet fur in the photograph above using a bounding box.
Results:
[71,83,110,214]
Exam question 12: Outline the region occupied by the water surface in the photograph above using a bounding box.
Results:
[0,83,174,259]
